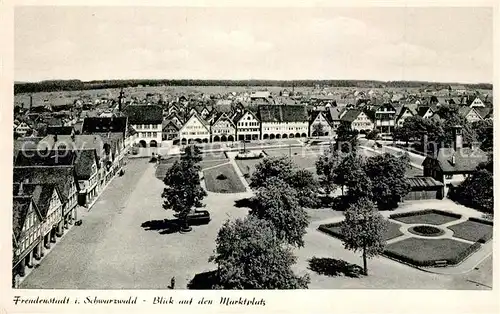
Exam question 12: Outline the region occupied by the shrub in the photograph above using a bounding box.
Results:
[366,130,380,140]
[216,174,228,180]
[318,222,344,240]
[468,217,493,226]
[389,209,461,220]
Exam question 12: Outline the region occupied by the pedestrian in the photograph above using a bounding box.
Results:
[170,276,175,289]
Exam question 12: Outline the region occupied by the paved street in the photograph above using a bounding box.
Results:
[21,158,250,289]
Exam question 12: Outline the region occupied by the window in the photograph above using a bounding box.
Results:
[153,132,157,137]
[445,174,453,180]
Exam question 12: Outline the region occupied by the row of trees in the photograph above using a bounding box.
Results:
[392,104,493,152]
[15,79,492,94]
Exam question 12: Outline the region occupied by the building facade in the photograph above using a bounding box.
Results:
[233,110,261,141]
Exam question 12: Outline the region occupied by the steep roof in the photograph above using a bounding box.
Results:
[340,109,362,123]
[82,117,128,136]
[258,105,308,123]
[328,107,346,121]
[74,149,99,180]
[46,126,74,136]
[416,106,433,117]
[123,105,162,124]
[15,149,76,167]
[13,183,60,218]
[432,147,488,173]
[13,166,78,203]
[12,197,36,243]
[475,107,493,119]
[39,134,105,156]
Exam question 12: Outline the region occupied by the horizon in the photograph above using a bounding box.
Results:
[15,7,493,84]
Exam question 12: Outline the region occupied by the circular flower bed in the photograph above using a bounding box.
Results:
[408,225,445,237]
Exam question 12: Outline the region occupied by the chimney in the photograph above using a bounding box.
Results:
[451,155,456,166]
[452,125,463,151]
[29,95,33,111]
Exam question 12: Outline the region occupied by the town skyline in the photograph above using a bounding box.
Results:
[15,7,493,84]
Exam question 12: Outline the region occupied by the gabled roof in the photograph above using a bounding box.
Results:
[416,106,434,117]
[458,106,475,117]
[181,112,210,131]
[46,126,74,136]
[13,196,42,244]
[328,107,346,121]
[162,119,181,131]
[232,109,260,124]
[258,105,308,123]
[74,149,100,180]
[212,112,236,128]
[15,149,76,167]
[82,117,128,136]
[309,110,333,126]
[39,134,105,156]
[13,166,78,203]
[429,147,488,173]
[123,105,162,124]
[13,183,61,219]
[340,109,363,123]
[475,107,493,120]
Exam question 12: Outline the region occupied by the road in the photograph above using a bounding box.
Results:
[20,158,250,289]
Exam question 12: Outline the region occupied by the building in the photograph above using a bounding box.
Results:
[374,103,397,133]
[233,110,261,141]
[211,112,236,142]
[395,105,414,127]
[123,105,163,147]
[13,166,79,247]
[422,126,488,196]
[12,195,43,282]
[459,107,483,123]
[259,105,309,139]
[340,109,374,133]
[162,119,180,141]
[14,122,33,137]
[467,96,486,108]
[178,112,210,144]
[416,106,436,119]
[12,183,64,271]
[309,111,334,137]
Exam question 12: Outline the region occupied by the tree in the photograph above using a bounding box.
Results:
[209,216,310,289]
[249,156,295,189]
[452,156,493,213]
[333,153,369,197]
[341,197,388,275]
[181,144,203,165]
[162,160,207,232]
[363,153,410,210]
[472,119,493,151]
[335,122,358,153]
[315,148,342,195]
[289,169,320,208]
[313,123,324,138]
[252,178,309,247]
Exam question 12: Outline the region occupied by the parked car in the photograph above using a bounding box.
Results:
[186,210,211,225]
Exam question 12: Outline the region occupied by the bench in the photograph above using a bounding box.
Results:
[434,260,448,267]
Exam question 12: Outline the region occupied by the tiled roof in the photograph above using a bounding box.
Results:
[74,150,99,180]
[340,109,362,123]
[434,147,488,173]
[407,176,444,189]
[15,149,76,167]
[328,107,346,121]
[39,135,105,156]
[416,106,433,117]
[13,183,60,218]
[46,126,74,136]
[12,196,38,244]
[82,117,128,135]
[123,105,162,124]
[13,166,78,202]
[475,107,492,119]
[258,105,308,123]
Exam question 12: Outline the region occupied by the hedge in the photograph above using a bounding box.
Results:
[468,217,493,226]
[389,209,462,220]
[384,240,482,267]
[318,222,345,240]
[478,232,493,244]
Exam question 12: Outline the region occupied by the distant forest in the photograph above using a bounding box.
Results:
[14,79,493,94]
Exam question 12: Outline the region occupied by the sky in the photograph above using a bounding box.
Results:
[14,7,493,83]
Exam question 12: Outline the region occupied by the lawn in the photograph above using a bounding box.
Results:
[264,147,320,171]
[203,164,246,193]
[384,238,473,266]
[449,220,493,243]
[234,158,262,183]
[155,158,229,180]
[319,220,404,241]
[391,210,460,225]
